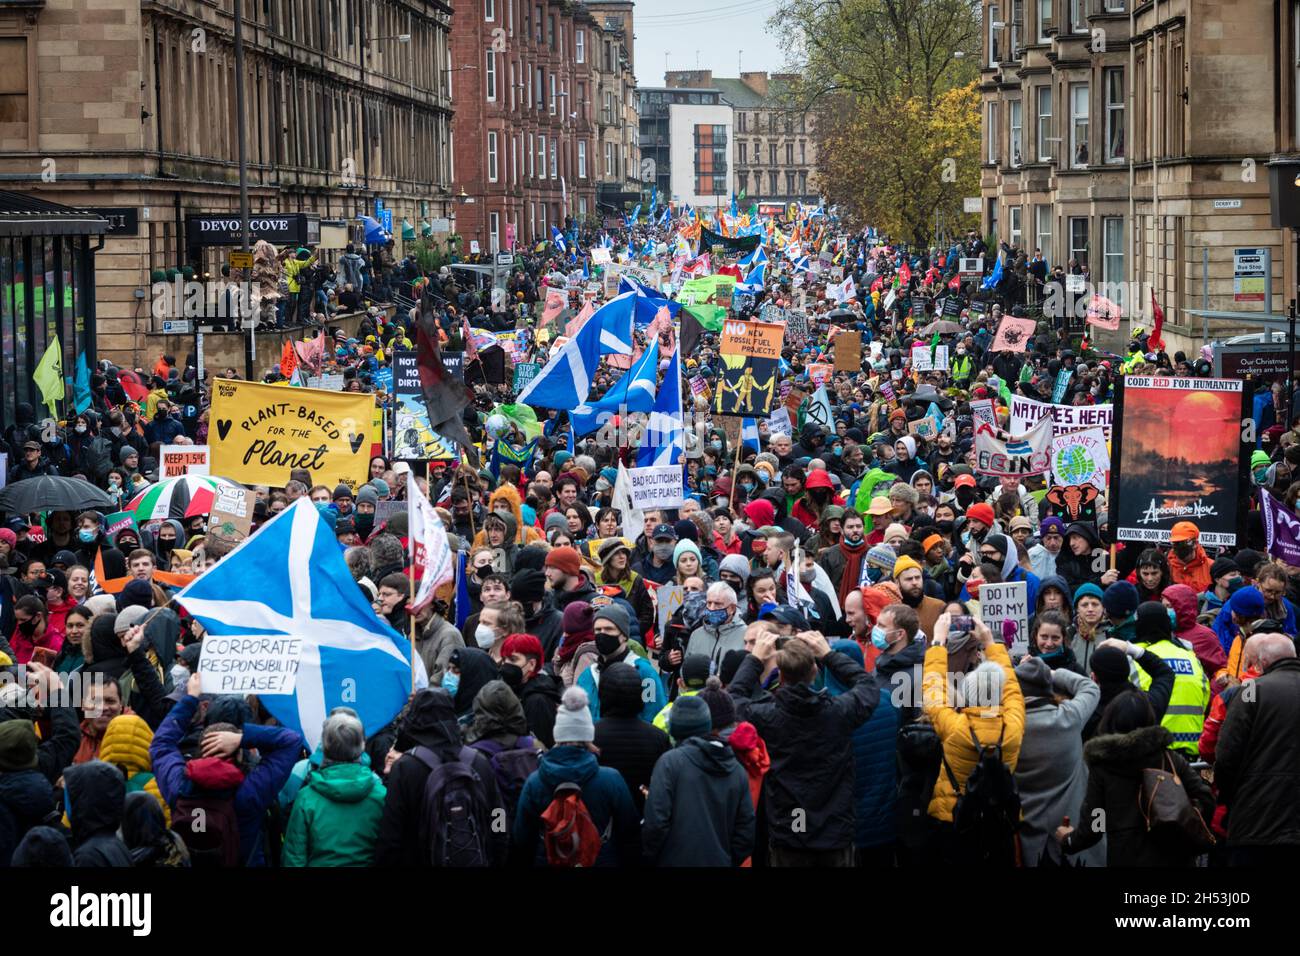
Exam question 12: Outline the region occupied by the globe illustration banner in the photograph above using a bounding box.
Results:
[1050,427,1109,491]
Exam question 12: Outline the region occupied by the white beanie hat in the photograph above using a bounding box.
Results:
[553,686,595,743]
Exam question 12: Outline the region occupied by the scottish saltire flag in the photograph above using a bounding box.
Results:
[619,276,682,325]
[791,255,811,273]
[729,192,738,220]
[489,435,539,478]
[658,205,672,228]
[175,498,423,749]
[626,203,641,227]
[408,471,453,613]
[637,339,684,466]
[453,550,471,630]
[571,339,660,436]
[516,292,634,408]
[737,261,766,294]
[982,254,1004,291]
[741,417,761,453]
[551,226,567,254]
[648,187,657,221]
[738,245,767,269]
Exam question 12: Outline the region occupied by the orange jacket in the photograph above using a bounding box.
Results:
[1168,546,1213,593]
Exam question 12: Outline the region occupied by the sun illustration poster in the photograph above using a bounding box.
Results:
[1112,377,1245,547]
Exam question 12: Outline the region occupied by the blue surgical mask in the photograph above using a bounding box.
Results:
[740,482,754,493]
[1167,608,1178,629]
[871,625,890,650]
[441,671,460,696]
[78,529,97,543]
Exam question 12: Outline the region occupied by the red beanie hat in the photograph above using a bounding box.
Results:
[966,502,995,528]
[501,633,543,663]
[544,545,582,577]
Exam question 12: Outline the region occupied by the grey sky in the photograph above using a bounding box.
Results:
[631,0,791,85]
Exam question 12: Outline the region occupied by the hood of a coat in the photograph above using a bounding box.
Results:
[450,647,500,715]
[97,713,154,775]
[1037,574,1072,609]
[680,735,739,776]
[539,743,600,789]
[776,679,831,716]
[1065,521,1101,550]
[1083,724,1173,769]
[185,755,247,791]
[401,687,463,753]
[1161,583,1200,632]
[467,679,529,741]
[64,760,126,839]
[308,761,378,804]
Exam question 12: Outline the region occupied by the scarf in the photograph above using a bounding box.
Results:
[554,625,593,665]
[837,538,869,608]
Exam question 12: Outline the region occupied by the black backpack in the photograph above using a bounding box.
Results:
[172,791,243,868]
[469,736,540,817]
[941,721,1020,865]
[410,745,495,867]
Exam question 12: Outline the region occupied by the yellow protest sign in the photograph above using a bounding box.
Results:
[209,378,373,489]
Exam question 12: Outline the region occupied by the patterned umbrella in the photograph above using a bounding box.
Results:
[125,475,241,521]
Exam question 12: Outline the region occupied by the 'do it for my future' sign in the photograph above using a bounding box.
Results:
[209,378,374,489]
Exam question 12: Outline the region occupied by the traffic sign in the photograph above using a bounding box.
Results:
[228,251,253,269]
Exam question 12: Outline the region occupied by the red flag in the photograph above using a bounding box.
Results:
[279,340,297,379]
[947,274,961,291]
[461,314,479,362]
[117,369,149,402]
[1149,290,1166,350]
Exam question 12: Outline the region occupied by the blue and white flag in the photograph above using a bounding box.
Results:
[625,203,642,228]
[738,245,767,269]
[791,255,812,273]
[619,276,682,325]
[516,291,635,408]
[736,261,766,295]
[741,417,761,453]
[982,253,1004,291]
[648,187,657,221]
[551,226,567,254]
[175,498,422,749]
[571,339,660,436]
[637,339,684,467]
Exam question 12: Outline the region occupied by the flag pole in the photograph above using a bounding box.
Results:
[727,426,743,515]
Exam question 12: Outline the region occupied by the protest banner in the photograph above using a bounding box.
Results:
[209,378,372,489]
[200,634,301,695]
[680,274,737,308]
[159,444,210,478]
[205,485,255,557]
[1111,376,1248,546]
[990,316,1036,353]
[909,417,938,440]
[1052,369,1074,404]
[1009,394,1114,440]
[442,352,464,382]
[540,289,567,328]
[513,362,542,391]
[392,354,459,462]
[1050,427,1109,491]
[715,319,782,417]
[973,415,1052,478]
[977,581,1030,656]
[657,584,685,639]
[785,310,810,346]
[628,464,685,509]
[807,363,834,387]
[371,404,385,460]
[1086,294,1123,331]
[590,246,611,265]
[104,510,138,538]
[768,406,792,435]
[1259,488,1300,567]
[833,331,862,373]
[942,295,963,317]
[911,343,949,372]
[306,372,346,391]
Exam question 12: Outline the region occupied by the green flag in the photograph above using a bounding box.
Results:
[33,336,63,418]
[494,402,544,441]
[929,331,941,365]
[682,304,726,331]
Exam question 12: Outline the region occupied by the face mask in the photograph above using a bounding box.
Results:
[799,569,816,584]
[653,543,674,561]
[1167,608,1178,629]
[740,482,755,493]
[441,671,460,696]
[1225,575,1244,593]
[704,608,728,628]
[843,533,864,547]
[1040,648,1063,660]
[870,625,890,650]
[17,618,37,636]
[595,631,622,657]
[866,566,885,584]
[354,514,374,539]
[78,529,97,543]
[75,424,87,434]
[1254,468,1269,483]
[474,624,497,649]
[499,662,524,691]
[833,447,843,456]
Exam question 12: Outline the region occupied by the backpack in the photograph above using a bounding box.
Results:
[470,737,540,816]
[172,791,242,868]
[410,745,494,867]
[540,780,608,867]
[941,721,1021,865]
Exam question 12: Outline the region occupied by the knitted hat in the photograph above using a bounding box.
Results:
[668,695,714,742]
[561,601,594,638]
[544,512,569,536]
[1101,581,1140,620]
[1014,655,1054,699]
[1251,450,1271,469]
[114,604,150,634]
[115,579,154,611]
[719,553,751,584]
[597,537,632,564]
[966,502,995,527]
[1073,582,1104,606]
[892,555,923,579]
[866,544,897,572]
[593,603,630,638]
[1090,645,1131,683]
[333,483,354,501]
[1210,557,1240,582]
[0,719,38,771]
[680,654,712,689]
[1234,549,1265,578]
[1008,515,1034,534]
[672,539,702,567]
[697,675,736,730]
[1039,516,1067,537]
[544,546,582,577]
[369,478,390,498]
[883,522,909,542]
[357,486,379,508]
[509,568,547,604]
[553,686,596,743]
[1135,601,1173,642]
[1227,585,1266,619]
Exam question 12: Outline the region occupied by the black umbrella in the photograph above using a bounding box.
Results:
[0,475,117,516]
[825,307,856,321]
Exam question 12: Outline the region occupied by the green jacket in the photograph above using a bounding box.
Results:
[282,762,387,867]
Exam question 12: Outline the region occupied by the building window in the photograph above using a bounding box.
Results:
[988,101,999,163]
[511,134,518,183]
[800,140,806,163]
[549,74,556,114]
[0,36,30,138]
[1009,99,1022,167]
[549,140,557,178]
[1070,0,1084,32]
[1102,216,1124,303]
[799,170,807,194]
[739,142,747,164]
[1036,86,1052,161]
[1035,204,1052,259]
[1068,216,1089,272]
[770,171,778,194]
[768,142,776,165]
[485,0,495,21]
[486,51,497,101]
[487,130,498,181]
[535,67,543,108]
[1037,0,1051,41]
[1009,206,1023,248]
[988,199,999,243]
[1104,67,1124,162]
[1104,0,1124,11]
[605,141,613,176]
[1010,0,1023,57]
[785,142,794,165]
[489,211,500,253]
[576,29,585,63]
[1069,82,1089,167]
[989,4,1000,66]
[578,140,587,178]
[528,132,534,176]
[786,171,795,195]
[548,14,556,49]
[538,134,546,179]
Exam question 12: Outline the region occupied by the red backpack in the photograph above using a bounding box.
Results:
[539,781,606,867]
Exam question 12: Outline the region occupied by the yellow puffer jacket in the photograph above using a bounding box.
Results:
[98,713,170,826]
[922,642,1026,823]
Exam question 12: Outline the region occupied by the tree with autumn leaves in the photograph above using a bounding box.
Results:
[769,0,983,245]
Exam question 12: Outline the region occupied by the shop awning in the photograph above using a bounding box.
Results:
[0,191,110,238]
